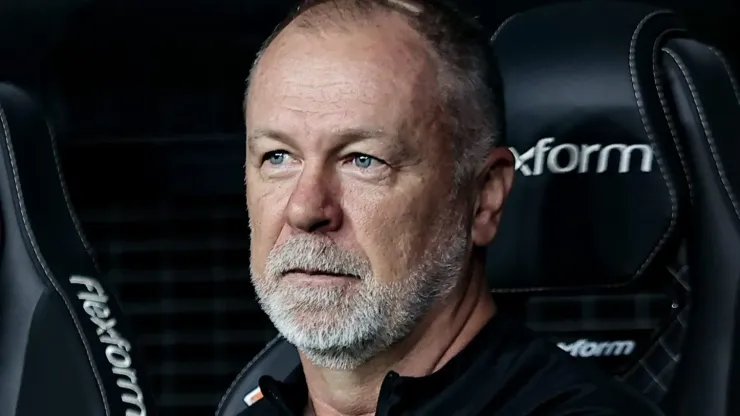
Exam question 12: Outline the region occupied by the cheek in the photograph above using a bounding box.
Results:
[246,182,287,273]
[345,188,441,282]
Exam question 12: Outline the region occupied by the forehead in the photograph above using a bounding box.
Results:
[246,16,441,137]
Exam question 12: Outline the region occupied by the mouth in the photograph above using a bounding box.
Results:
[283,269,360,280]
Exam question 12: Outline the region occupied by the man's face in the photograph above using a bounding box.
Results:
[245,15,471,369]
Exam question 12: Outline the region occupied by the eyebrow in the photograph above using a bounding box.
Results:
[246,126,406,153]
[248,127,386,141]
[247,128,292,146]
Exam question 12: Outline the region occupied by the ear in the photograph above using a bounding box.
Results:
[471,147,514,246]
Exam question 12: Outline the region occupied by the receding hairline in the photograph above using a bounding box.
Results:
[250,1,443,78]
[246,4,449,116]
[291,0,426,28]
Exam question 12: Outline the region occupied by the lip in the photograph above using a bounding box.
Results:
[283,270,359,285]
[284,269,358,278]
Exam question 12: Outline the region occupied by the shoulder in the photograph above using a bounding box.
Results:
[488,321,663,415]
[528,346,662,414]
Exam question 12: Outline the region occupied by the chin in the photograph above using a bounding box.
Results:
[278,321,388,370]
[263,299,384,352]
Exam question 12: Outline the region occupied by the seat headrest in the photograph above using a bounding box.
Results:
[486,1,690,291]
[0,83,154,416]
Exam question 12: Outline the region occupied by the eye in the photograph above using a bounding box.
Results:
[350,154,381,169]
[262,151,289,166]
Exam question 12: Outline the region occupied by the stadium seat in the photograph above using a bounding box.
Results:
[0,83,155,416]
[216,2,740,415]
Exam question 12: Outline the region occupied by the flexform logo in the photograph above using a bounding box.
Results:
[510,137,655,176]
[70,275,147,416]
[557,338,637,358]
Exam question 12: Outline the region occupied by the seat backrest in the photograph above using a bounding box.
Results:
[0,83,155,416]
[217,2,738,415]
[486,0,691,404]
[486,2,740,413]
[656,37,740,416]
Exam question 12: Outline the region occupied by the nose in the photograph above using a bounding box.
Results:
[285,166,342,233]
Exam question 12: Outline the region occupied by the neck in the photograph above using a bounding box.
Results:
[300,263,495,416]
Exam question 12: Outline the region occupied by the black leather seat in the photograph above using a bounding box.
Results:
[657,37,740,416]
[0,83,155,416]
[486,0,691,407]
[216,2,740,415]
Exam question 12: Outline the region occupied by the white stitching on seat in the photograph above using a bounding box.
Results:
[215,334,286,415]
[638,357,668,391]
[662,47,740,223]
[628,10,679,278]
[621,307,685,383]
[489,13,518,44]
[0,104,110,416]
[653,32,693,202]
[710,46,740,106]
[45,121,100,272]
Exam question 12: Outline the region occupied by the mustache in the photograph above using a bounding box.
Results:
[263,235,373,279]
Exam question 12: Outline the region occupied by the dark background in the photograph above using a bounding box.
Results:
[0,0,737,415]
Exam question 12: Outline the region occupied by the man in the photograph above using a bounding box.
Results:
[243,0,663,414]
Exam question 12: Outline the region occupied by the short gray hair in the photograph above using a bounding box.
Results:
[246,0,505,187]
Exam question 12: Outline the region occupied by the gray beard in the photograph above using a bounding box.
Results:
[249,214,469,370]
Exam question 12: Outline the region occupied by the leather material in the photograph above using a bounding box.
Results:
[485,5,694,404]
[487,1,689,290]
[658,38,740,416]
[0,83,154,416]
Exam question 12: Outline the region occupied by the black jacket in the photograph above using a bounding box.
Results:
[239,316,663,415]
